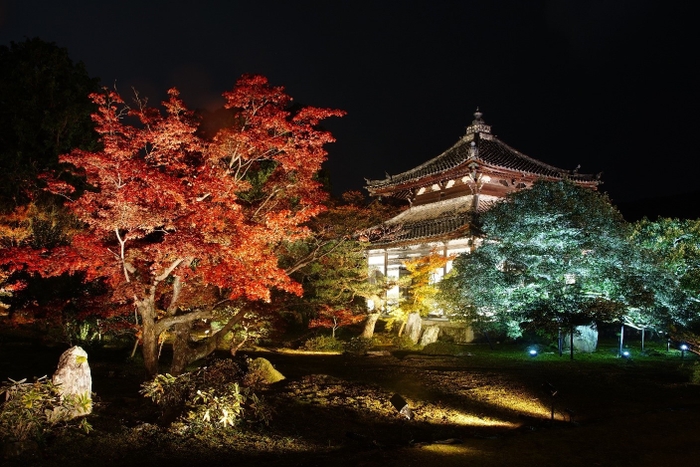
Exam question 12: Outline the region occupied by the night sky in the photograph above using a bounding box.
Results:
[1,1,698,205]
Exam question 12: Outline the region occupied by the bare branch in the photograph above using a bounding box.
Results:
[114,228,130,282]
[154,309,214,335]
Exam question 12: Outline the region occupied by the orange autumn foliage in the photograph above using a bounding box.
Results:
[1,75,344,376]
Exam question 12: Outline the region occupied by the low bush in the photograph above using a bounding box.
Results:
[140,359,272,434]
[302,335,344,352]
[422,341,466,355]
[0,376,91,445]
[344,337,374,355]
[393,335,419,350]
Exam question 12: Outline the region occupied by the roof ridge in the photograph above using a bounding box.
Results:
[484,135,579,175]
[365,135,470,186]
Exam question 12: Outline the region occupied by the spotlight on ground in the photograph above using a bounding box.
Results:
[528,349,538,357]
[621,350,631,358]
[390,393,414,420]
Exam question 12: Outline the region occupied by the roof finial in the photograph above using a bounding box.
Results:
[473,107,483,123]
[466,107,491,136]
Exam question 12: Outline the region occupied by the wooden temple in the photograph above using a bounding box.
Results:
[364,109,600,314]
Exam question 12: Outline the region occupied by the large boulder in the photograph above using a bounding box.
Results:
[425,320,475,344]
[244,357,285,385]
[419,326,440,346]
[52,346,92,418]
[404,312,422,344]
[563,325,599,353]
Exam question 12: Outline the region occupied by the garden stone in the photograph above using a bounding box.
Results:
[563,325,598,353]
[246,357,285,384]
[419,326,440,346]
[405,312,422,344]
[52,346,92,418]
[440,324,475,343]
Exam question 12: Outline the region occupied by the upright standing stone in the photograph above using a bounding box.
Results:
[405,312,422,344]
[563,325,599,353]
[52,346,92,418]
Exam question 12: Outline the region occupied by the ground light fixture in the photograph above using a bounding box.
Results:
[528,349,538,357]
[390,393,414,420]
[621,350,631,358]
[680,344,689,359]
[542,382,558,423]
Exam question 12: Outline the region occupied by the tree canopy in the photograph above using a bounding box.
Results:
[1,75,344,377]
[440,180,643,342]
[0,38,99,207]
[631,218,700,351]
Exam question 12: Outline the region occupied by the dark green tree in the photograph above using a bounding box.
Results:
[632,218,700,353]
[440,180,643,357]
[275,192,397,334]
[0,38,99,207]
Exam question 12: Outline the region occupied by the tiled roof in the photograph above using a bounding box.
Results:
[366,111,598,191]
[367,195,494,246]
[374,214,473,246]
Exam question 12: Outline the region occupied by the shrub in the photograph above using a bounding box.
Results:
[0,376,91,445]
[393,335,419,350]
[422,341,464,355]
[344,337,374,355]
[140,359,272,433]
[302,335,344,352]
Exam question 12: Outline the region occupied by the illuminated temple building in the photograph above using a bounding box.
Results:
[364,110,600,314]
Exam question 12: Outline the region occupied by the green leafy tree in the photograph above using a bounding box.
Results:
[0,38,99,208]
[441,180,639,356]
[0,39,100,332]
[632,218,700,353]
[275,192,398,337]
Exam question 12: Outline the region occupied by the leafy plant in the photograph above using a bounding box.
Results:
[393,334,420,350]
[344,336,374,355]
[302,335,345,352]
[0,376,92,444]
[140,359,271,433]
[186,384,247,430]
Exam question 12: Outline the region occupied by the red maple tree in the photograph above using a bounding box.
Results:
[2,75,343,377]
[309,305,364,339]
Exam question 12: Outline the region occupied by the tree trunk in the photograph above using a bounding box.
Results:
[361,312,380,339]
[138,299,160,379]
[397,320,406,337]
[169,322,192,376]
[230,335,248,356]
[569,325,574,361]
[169,309,245,375]
[557,327,563,357]
[483,331,494,350]
[619,324,625,356]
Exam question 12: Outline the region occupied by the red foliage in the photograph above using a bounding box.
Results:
[309,305,364,338]
[1,75,344,376]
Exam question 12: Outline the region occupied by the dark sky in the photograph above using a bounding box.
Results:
[1,1,698,204]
